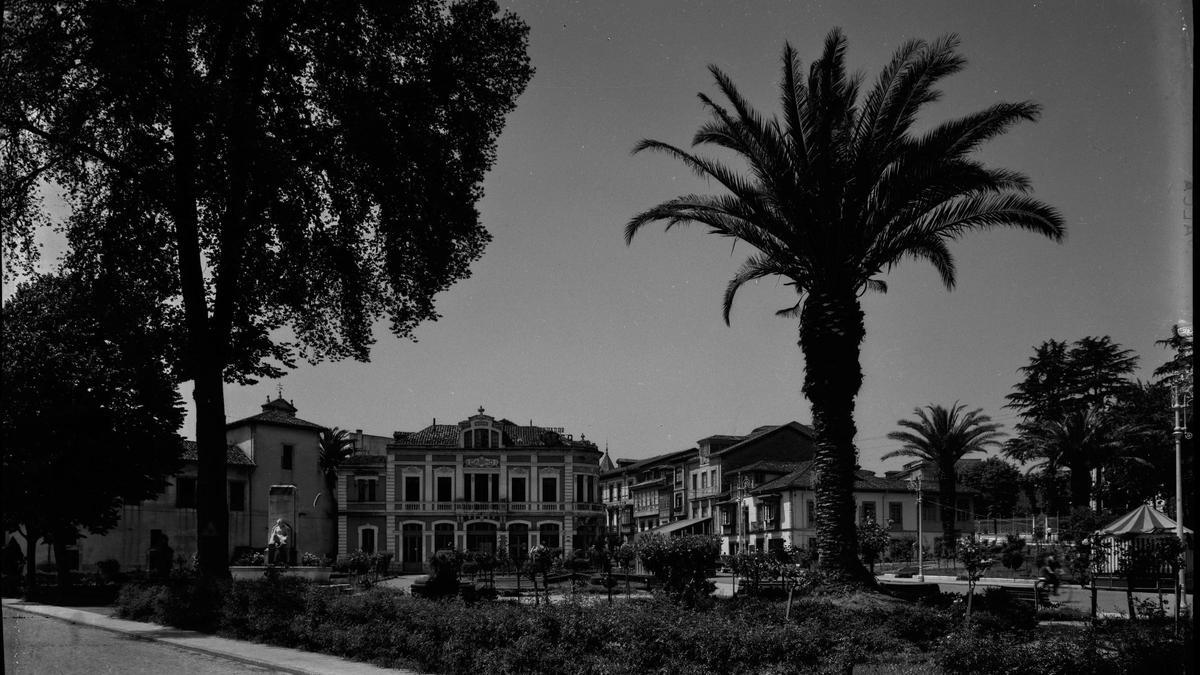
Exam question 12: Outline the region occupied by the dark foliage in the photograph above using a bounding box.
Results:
[2,273,184,591]
[2,0,533,577]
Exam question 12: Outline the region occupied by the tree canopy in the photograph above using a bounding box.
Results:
[2,273,185,588]
[960,456,1022,518]
[1,0,533,576]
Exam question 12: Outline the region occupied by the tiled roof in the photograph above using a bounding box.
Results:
[751,462,919,495]
[600,447,696,478]
[724,460,810,475]
[227,409,325,431]
[392,421,599,449]
[712,421,815,457]
[180,440,255,466]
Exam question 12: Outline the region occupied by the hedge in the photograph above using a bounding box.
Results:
[115,577,1190,674]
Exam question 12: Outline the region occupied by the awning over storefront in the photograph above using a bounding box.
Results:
[647,516,710,536]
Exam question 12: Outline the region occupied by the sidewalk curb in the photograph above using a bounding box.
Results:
[2,599,415,675]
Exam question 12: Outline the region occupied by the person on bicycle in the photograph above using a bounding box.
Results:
[1038,554,1061,596]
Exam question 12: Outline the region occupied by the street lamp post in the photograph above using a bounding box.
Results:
[907,475,924,583]
[1172,376,1192,612]
[1170,323,1192,613]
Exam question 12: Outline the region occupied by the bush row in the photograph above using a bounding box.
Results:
[115,577,1190,674]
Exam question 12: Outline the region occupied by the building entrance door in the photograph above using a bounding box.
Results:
[402,524,423,573]
[466,522,497,554]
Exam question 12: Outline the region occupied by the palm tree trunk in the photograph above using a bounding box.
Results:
[799,289,872,584]
[1068,459,1091,510]
[939,474,957,554]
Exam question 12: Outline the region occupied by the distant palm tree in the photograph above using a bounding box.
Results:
[884,404,1004,551]
[625,29,1064,580]
[1006,406,1134,511]
[318,427,358,556]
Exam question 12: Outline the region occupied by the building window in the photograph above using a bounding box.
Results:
[404,476,420,503]
[434,523,455,551]
[359,526,376,554]
[806,500,815,526]
[229,481,246,512]
[675,468,683,487]
[541,476,557,502]
[281,444,293,470]
[860,502,877,523]
[701,473,708,490]
[539,523,560,548]
[923,502,938,522]
[674,493,683,511]
[356,478,377,502]
[511,476,527,503]
[437,476,453,502]
[692,474,698,491]
[888,502,903,528]
[176,477,197,508]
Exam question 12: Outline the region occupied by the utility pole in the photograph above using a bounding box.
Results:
[907,475,924,582]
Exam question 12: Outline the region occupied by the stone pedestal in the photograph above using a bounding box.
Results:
[269,485,298,565]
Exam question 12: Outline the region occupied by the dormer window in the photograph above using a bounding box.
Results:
[462,428,501,448]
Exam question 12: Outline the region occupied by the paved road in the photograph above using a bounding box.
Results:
[710,574,1193,617]
[2,606,287,675]
[931,579,1193,617]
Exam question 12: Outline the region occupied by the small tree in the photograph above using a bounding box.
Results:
[636,534,720,607]
[730,549,775,597]
[999,534,1027,574]
[1151,537,1188,632]
[526,545,559,606]
[426,549,463,599]
[956,535,995,627]
[613,542,636,598]
[1066,533,1109,622]
[589,543,619,605]
[889,537,916,565]
[779,543,818,620]
[857,520,892,574]
[1115,537,1157,620]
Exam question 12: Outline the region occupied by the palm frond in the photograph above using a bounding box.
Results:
[723,253,795,324]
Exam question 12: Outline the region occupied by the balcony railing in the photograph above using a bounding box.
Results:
[361,501,606,514]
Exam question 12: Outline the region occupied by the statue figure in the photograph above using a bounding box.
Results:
[266,518,292,566]
[147,532,173,578]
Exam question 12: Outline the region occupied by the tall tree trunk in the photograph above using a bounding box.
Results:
[170,9,229,579]
[939,473,957,555]
[52,532,73,590]
[24,526,38,596]
[194,365,230,577]
[1068,459,1091,510]
[799,288,872,584]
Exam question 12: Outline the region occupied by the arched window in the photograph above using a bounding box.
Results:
[538,523,560,549]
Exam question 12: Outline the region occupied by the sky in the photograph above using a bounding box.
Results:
[18,1,1194,474]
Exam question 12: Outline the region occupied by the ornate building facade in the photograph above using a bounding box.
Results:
[339,409,605,572]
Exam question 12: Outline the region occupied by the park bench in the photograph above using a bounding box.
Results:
[878,581,940,602]
[998,584,1054,609]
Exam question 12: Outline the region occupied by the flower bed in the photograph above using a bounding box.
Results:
[229,566,332,583]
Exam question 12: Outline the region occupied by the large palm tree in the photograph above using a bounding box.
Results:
[884,403,1004,552]
[318,427,358,556]
[625,30,1064,580]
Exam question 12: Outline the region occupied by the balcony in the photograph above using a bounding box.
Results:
[367,501,607,515]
